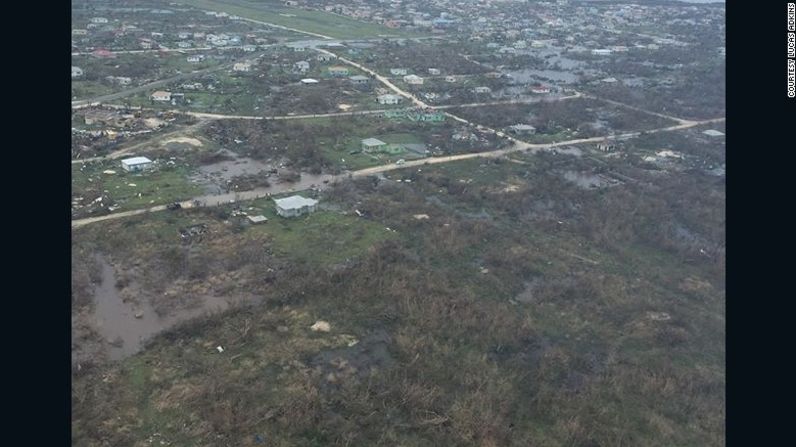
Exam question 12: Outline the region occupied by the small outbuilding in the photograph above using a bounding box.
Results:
[508,124,537,134]
[403,74,424,85]
[247,215,268,224]
[349,75,370,84]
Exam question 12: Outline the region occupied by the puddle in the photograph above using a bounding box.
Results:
[191,172,336,206]
[191,149,276,194]
[190,149,334,196]
[91,254,255,361]
[311,329,392,388]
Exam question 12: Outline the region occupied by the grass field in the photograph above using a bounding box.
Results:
[72,161,202,217]
[73,151,725,446]
[179,0,421,39]
[241,200,398,265]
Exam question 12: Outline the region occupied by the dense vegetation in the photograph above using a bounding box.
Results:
[73,145,725,446]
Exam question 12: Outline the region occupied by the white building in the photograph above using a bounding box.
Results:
[361,138,386,152]
[121,156,153,172]
[390,68,408,76]
[150,91,172,101]
[300,78,319,85]
[473,86,492,94]
[233,62,252,72]
[71,66,84,78]
[403,74,424,85]
[591,49,612,56]
[428,68,441,75]
[508,124,536,134]
[243,45,256,52]
[90,17,109,24]
[349,75,370,84]
[377,94,402,105]
[247,215,268,224]
[187,55,205,63]
[294,61,310,72]
[274,195,319,218]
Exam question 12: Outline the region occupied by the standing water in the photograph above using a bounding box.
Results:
[92,254,251,360]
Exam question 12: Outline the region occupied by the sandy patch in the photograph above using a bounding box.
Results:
[161,137,203,147]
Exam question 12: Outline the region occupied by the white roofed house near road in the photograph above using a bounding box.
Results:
[274,195,319,218]
[120,156,153,172]
[361,137,387,152]
[150,91,171,101]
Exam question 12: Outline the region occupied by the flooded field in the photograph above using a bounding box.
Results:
[190,149,276,194]
[92,255,256,360]
[190,149,335,197]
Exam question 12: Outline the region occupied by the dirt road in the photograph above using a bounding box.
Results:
[71,46,246,56]
[72,121,210,164]
[71,116,724,229]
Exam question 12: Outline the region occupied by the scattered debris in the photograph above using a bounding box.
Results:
[311,320,331,332]
[179,224,208,242]
[413,214,430,220]
[647,311,672,321]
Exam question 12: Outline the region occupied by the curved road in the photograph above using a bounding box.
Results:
[72,116,724,229]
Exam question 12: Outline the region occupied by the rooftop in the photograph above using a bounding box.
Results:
[362,137,386,146]
[274,195,318,210]
[121,156,153,165]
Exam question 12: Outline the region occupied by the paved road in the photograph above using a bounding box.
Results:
[71,116,724,229]
[434,93,581,109]
[89,94,581,122]
[71,17,724,229]
[72,46,247,56]
[316,49,430,109]
[579,93,691,125]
